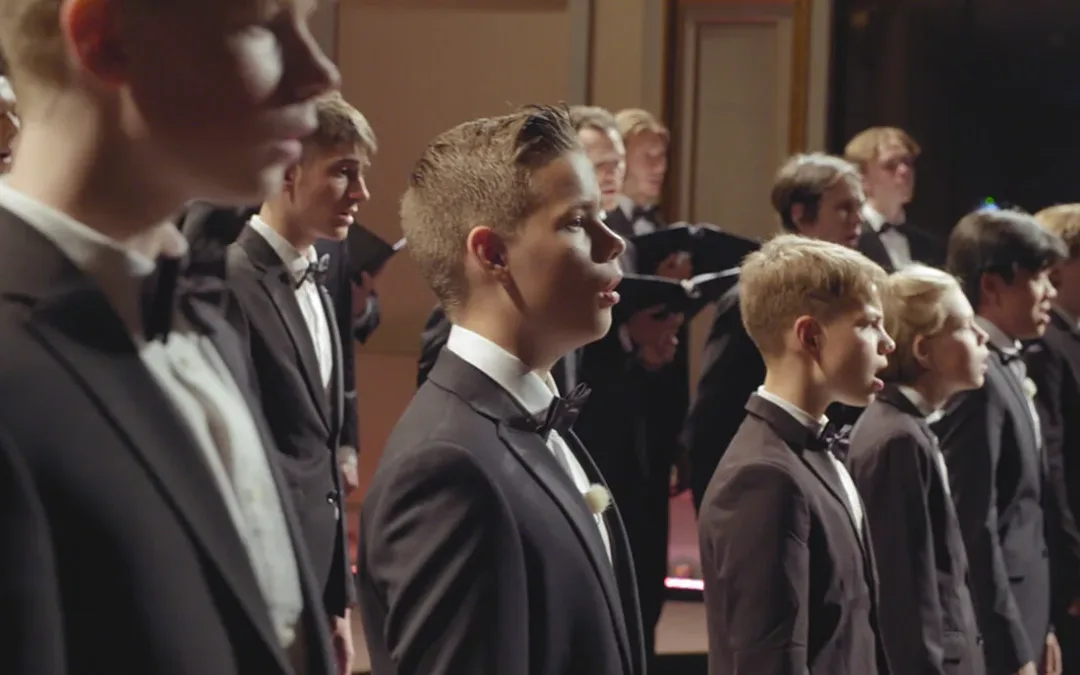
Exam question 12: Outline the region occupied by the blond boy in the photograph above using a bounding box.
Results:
[0,0,340,672]
[699,235,894,675]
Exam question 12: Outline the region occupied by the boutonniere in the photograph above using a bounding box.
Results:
[583,484,612,515]
[1023,377,1038,400]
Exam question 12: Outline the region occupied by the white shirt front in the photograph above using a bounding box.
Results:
[249,215,334,391]
[617,194,660,236]
[446,325,613,564]
[0,181,305,663]
[756,387,865,538]
[862,203,913,270]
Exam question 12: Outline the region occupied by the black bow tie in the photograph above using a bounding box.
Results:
[808,422,853,460]
[296,254,330,288]
[140,242,227,343]
[512,382,592,440]
[631,205,660,222]
[994,343,1031,365]
[878,221,906,235]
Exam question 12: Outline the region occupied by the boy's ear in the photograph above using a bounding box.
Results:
[790,204,807,229]
[62,0,128,87]
[793,314,823,356]
[466,226,509,277]
[978,271,1006,306]
[910,333,932,370]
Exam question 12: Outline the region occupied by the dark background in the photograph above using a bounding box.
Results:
[828,0,1080,236]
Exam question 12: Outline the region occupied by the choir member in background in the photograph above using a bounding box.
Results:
[848,264,988,675]
[0,0,341,672]
[686,153,871,510]
[845,126,945,270]
[933,209,1067,675]
[222,91,376,675]
[699,236,893,675]
[609,108,670,237]
[358,105,645,675]
[1027,205,1080,674]
[569,104,683,671]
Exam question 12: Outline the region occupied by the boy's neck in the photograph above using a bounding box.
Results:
[6,120,181,258]
[903,376,950,413]
[624,186,656,210]
[975,309,1017,343]
[761,364,831,420]
[453,311,560,375]
[868,196,905,224]
[258,204,316,252]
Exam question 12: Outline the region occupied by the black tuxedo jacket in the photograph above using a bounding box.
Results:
[857,223,946,273]
[1026,310,1080,610]
[698,394,889,675]
[357,351,645,675]
[848,387,985,675]
[684,281,762,509]
[932,351,1051,674]
[416,304,580,392]
[0,207,335,674]
[225,225,355,617]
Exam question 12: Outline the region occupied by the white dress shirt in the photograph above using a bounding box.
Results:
[897,385,952,496]
[617,194,660,236]
[446,325,613,563]
[977,316,1042,447]
[0,181,306,665]
[757,386,865,538]
[249,216,334,390]
[862,203,913,270]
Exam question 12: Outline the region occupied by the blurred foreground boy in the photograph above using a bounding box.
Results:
[698,235,894,675]
[357,106,646,675]
[0,0,340,673]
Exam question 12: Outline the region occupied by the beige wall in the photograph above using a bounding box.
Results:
[336,0,834,504]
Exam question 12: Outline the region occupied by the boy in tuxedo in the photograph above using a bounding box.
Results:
[845,126,944,270]
[698,234,894,675]
[358,105,646,675]
[1029,204,1080,673]
[686,152,869,510]
[848,264,989,675]
[0,0,340,673]
[933,208,1067,675]
[224,91,376,675]
[610,108,669,236]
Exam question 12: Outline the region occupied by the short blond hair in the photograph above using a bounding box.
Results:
[614,108,669,146]
[1035,204,1080,259]
[305,91,377,156]
[771,153,862,231]
[401,104,580,310]
[878,265,962,384]
[569,105,619,138]
[844,126,921,171]
[741,234,887,357]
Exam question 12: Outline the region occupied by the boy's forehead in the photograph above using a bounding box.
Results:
[537,151,596,201]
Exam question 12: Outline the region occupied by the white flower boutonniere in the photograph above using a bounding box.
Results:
[1023,377,1038,400]
[583,484,612,515]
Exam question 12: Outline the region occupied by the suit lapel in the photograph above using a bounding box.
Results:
[317,284,344,446]
[988,350,1040,454]
[857,229,895,272]
[238,227,330,429]
[28,284,292,673]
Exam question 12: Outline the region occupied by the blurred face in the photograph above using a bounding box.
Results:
[81,0,339,205]
[286,144,371,243]
[915,286,990,395]
[1050,256,1080,320]
[577,126,625,212]
[0,80,16,175]
[807,297,895,407]
[622,131,667,204]
[863,138,916,209]
[501,151,626,351]
[981,267,1057,340]
[795,178,864,248]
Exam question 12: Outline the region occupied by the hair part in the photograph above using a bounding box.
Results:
[740,234,888,358]
[1034,203,1080,259]
[303,91,377,157]
[878,264,962,384]
[771,153,863,231]
[400,104,580,310]
[844,126,921,171]
[946,208,1068,308]
[614,108,669,146]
